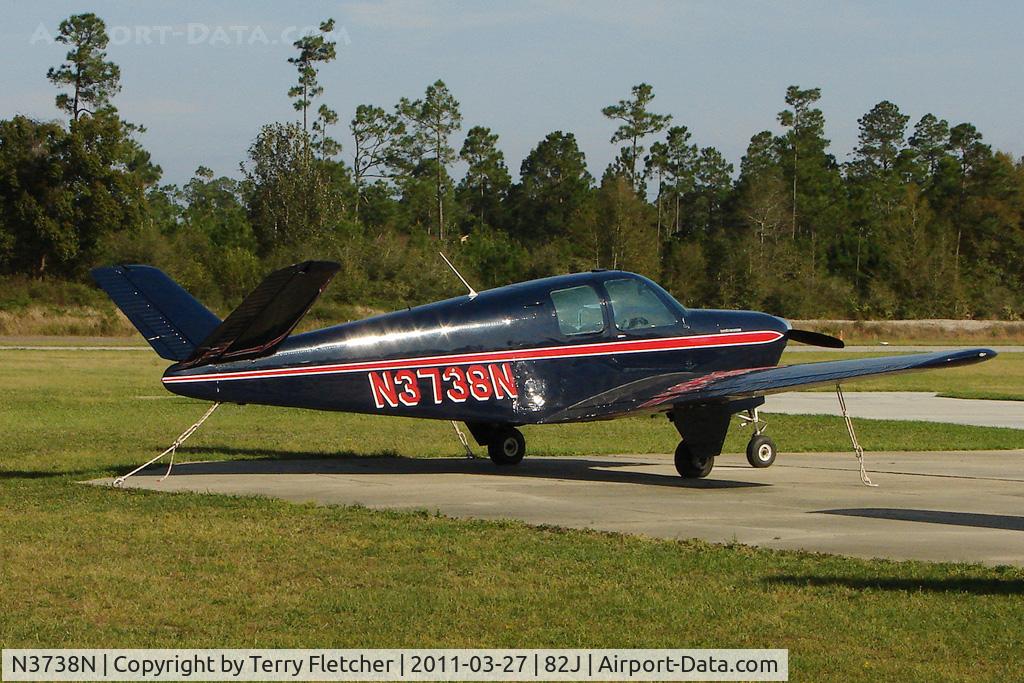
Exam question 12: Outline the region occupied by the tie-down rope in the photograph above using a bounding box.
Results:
[836,385,877,487]
[451,420,477,458]
[112,402,222,487]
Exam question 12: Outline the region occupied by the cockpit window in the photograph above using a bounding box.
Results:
[604,278,679,332]
[550,285,605,336]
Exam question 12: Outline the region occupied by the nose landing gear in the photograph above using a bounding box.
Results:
[739,407,777,468]
[746,433,777,468]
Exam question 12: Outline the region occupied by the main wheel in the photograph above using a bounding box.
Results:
[674,441,714,478]
[746,434,777,468]
[488,427,526,466]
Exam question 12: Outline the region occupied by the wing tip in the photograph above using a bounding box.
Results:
[940,347,997,366]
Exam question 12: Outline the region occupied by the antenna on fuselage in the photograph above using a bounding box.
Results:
[439,252,478,300]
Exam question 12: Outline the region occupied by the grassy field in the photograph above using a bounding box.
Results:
[791,319,1024,346]
[2,350,1023,681]
[783,351,1024,400]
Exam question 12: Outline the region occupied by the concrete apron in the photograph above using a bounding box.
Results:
[91,450,1024,567]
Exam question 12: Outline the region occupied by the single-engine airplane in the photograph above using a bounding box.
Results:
[93,260,995,479]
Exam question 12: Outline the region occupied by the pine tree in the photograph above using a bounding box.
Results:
[656,126,699,236]
[850,101,909,178]
[515,132,593,243]
[397,80,463,239]
[776,85,845,274]
[46,13,120,120]
[908,114,950,183]
[350,105,404,217]
[458,126,511,230]
[287,19,338,157]
[602,83,671,192]
[847,100,910,288]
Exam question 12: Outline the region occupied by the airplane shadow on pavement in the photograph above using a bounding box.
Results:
[816,507,1024,531]
[152,445,770,490]
[766,574,1024,596]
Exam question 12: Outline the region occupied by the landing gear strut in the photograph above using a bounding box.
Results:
[739,407,777,468]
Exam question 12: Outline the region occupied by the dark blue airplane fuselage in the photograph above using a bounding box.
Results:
[161,271,790,424]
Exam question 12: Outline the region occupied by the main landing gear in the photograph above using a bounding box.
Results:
[739,407,777,468]
[674,441,715,478]
[463,422,527,466]
[488,426,526,466]
[669,401,776,479]
[669,404,732,479]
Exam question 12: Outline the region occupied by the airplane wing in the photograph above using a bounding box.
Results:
[539,348,995,423]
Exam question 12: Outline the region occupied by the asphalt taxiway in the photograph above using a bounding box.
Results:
[765,391,1024,429]
[95,450,1024,567]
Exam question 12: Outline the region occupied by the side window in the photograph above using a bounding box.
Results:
[605,278,678,332]
[550,285,605,336]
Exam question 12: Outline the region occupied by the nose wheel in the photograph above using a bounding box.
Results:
[739,407,777,468]
[746,434,777,468]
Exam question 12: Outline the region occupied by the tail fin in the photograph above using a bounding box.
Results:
[92,265,221,361]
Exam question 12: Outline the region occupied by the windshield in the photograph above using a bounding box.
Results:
[604,278,680,332]
[642,277,688,318]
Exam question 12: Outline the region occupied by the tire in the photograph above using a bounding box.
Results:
[488,427,526,466]
[674,441,714,478]
[746,434,777,468]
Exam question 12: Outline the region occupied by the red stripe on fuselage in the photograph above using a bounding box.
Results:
[162,330,784,384]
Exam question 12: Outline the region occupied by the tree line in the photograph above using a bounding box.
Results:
[1,12,1022,319]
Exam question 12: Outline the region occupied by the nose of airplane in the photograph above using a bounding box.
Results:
[763,313,791,334]
[724,310,789,335]
[721,312,844,348]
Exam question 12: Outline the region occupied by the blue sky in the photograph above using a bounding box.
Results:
[3,1,1021,185]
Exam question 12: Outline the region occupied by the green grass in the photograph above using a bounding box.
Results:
[2,350,1024,681]
[783,351,1024,401]
[3,481,1023,682]
[789,319,1024,346]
